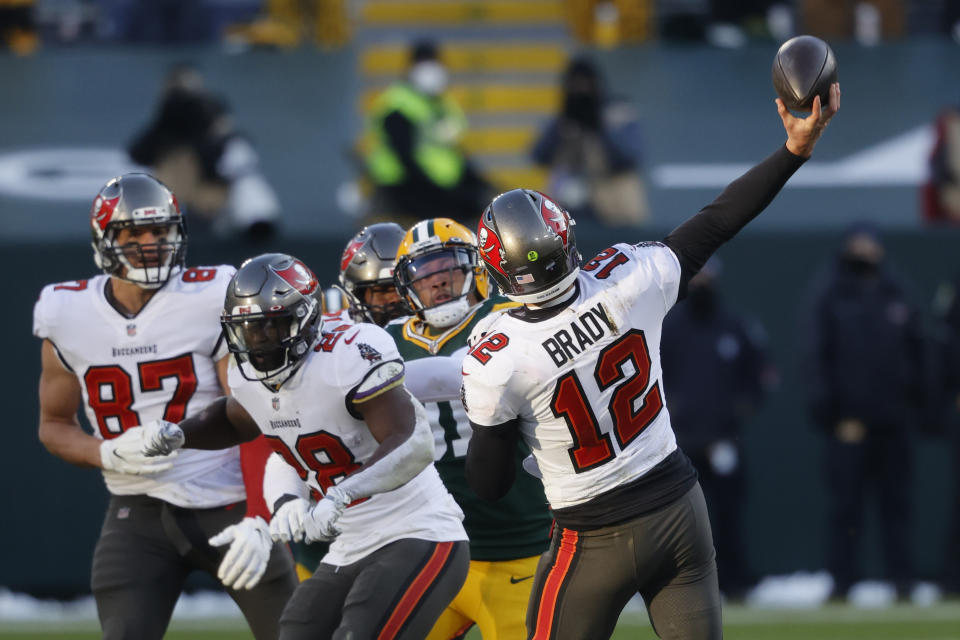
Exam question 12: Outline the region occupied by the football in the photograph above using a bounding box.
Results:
[771,35,838,112]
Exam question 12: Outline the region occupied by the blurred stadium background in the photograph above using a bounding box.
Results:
[2,0,960,637]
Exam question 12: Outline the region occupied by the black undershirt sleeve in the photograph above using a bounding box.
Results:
[662,144,807,298]
[465,419,520,501]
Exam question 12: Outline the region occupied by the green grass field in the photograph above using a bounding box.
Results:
[2,603,960,640]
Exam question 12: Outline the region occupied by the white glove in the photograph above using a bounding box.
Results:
[303,488,348,543]
[100,427,178,475]
[140,419,185,456]
[208,517,272,591]
[269,496,311,543]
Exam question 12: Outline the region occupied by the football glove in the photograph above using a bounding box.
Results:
[99,427,178,475]
[269,495,310,543]
[208,516,272,591]
[140,419,185,456]
[303,487,348,543]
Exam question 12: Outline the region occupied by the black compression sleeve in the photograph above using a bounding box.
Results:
[663,145,806,297]
[465,420,519,501]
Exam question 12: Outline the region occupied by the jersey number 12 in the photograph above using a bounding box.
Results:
[550,329,664,473]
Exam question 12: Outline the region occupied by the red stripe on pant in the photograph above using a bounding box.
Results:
[532,529,579,640]
[377,541,455,640]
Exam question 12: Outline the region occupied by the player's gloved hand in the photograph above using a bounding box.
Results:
[99,427,178,475]
[303,487,348,543]
[208,516,272,591]
[268,495,311,543]
[140,419,185,456]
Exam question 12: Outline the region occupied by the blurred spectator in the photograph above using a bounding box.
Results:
[932,273,960,595]
[223,0,349,50]
[946,1,960,42]
[114,0,215,43]
[658,0,793,45]
[804,223,925,600]
[707,0,785,48]
[128,64,280,240]
[362,39,493,228]
[922,103,960,224]
[660,258,775,597]
[0,0,38,54]
[800,0,905,44]
[531,55,650,227]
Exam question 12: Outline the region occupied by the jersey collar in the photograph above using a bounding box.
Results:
[402,300,484,354]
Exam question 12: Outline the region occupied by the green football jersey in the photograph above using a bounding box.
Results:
[386,297,552,561]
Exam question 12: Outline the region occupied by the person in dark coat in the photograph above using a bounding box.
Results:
[932,272,960,594]
[805,223,925,599]
[661,258,775,597]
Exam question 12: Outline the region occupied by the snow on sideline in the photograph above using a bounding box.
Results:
[0,588,243,622]
[0,574,949,624]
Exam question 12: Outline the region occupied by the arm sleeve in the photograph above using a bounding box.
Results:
[403,348,467,403]
[384,111,431,182]
[662,145,806,297]
[465,419,520,501]
[329,392,434,505]
[263,452,308,514]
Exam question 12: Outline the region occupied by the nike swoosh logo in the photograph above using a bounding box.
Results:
[461,369,469,376]
[510,575,534,584]
[343,330,360,345]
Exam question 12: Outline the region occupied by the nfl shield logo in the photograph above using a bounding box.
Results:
[272,397,280,411]
[126,324,136,337]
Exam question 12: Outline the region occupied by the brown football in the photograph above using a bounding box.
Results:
[772,35,838,112]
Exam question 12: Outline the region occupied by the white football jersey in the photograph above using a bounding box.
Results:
[462,242,682,510]
[229,319,466,567]
[33,266,244,508]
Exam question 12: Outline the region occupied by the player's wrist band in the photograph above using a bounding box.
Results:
[271,493,300,516]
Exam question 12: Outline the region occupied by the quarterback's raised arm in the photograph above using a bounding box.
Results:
[663,83,840,296]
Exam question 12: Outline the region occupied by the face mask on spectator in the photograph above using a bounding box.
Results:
[410,61,448,96]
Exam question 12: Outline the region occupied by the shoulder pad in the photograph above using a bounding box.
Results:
[33,277,96,339]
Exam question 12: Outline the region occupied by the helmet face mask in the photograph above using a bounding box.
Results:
[394,219,488,329]
[351,283,408,327]
[222,254,321,390]
[338,223,409,326]
[477,189,581,304]
[90,174,186,289]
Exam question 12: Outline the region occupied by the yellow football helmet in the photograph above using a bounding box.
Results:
[394,218,489,328]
